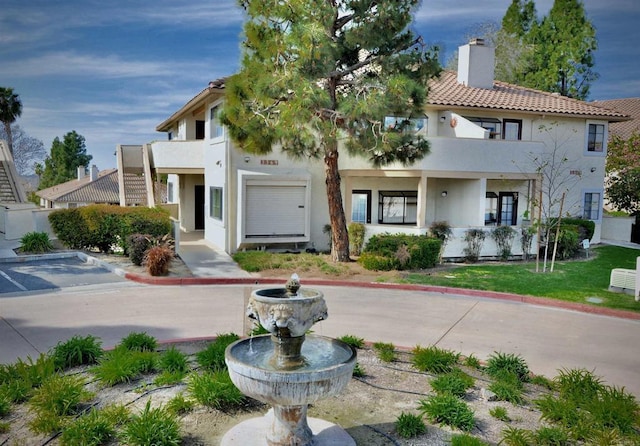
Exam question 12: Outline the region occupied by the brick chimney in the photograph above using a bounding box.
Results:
[457,38,495,89]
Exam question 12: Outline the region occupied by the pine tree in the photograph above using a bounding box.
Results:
[222,0,440,261]
[501,0,537,37]
[522,0,598,99]
[39,131,92,189]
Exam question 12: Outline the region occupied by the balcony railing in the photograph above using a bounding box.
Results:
[149,140,205,170]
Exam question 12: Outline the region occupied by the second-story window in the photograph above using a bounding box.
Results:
[587,123,605,152]
[503,119,522,140]
[210,106,224,139]
[466,117,502,139]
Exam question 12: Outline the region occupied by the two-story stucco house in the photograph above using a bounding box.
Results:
[117,40,628,259]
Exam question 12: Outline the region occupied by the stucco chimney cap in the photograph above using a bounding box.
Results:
[469,38,485,46]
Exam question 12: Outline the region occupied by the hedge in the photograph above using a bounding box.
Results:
[360,233,441,270]
[49,205,171,253]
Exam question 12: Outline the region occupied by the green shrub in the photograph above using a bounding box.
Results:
[488,371,524,404]
[348,222,366,256]
[463,228,486,263]
[93,347,157,386]
[500,426,534,446]
[587,385,640,435]
[337,334,365,349]
[352,362,365,377]
[28,374,94,434]
[451,434,490,445]
[120,400,181,446]
[395,412,426,438]
[485,352,530,383]
[491,225,516,260]
[144,244,174,276]
[120,332,158,352]
[551,217,595,241]
[489,405,510,421]
[187,370,244,410]
[430,368,474,397]
[48,208,90,249]
[165,393,194,416]
[534,426,570,445]
[19,231,53,253]
[196,334,240,371]
[549,225,580,259]
[357,252,398,271]
[60,408,115,446]
[363,234,441,270]
[418,393,475,432]
[464,354,482,370]
[412,345,459,374]
[50,334,103,370]
[158,346,188,374]
[127,233,153,266]
[0,393,10,417]
[372,342,396,362]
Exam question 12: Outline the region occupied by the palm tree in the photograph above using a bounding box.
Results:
[0,87,23,156]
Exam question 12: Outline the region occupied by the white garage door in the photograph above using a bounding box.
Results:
[245,185,307,237]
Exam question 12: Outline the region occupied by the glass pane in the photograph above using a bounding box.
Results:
[504,121,520,140]
[382,196,405,223]
[351,193,368,223]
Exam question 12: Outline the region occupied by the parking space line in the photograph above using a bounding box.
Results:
[0,270,27,291]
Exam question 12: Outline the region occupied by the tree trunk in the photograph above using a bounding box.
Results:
[324,145,350,262]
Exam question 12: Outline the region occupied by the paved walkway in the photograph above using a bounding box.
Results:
[0,234,638,396]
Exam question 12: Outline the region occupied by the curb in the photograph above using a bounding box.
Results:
[6,251,640,322]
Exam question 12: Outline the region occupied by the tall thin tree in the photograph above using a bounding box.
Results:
[222,0,440,261]
[0,87,23,156]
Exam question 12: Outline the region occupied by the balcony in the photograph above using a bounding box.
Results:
[148,140,205,172]
[342,136,544,176]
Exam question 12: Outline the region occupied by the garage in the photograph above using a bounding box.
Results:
[244,183,309,240]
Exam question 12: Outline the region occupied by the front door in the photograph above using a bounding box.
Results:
[195,185,205,230]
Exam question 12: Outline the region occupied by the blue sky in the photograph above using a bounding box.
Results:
[1,0,639,172]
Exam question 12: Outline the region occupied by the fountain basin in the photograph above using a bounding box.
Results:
[226,335,356,406]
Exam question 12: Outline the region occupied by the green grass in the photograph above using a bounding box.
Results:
[395,412,426,438]
[402,246,640,313]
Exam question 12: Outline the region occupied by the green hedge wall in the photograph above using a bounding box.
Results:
[359,233,441,270]
[49,205,171,253]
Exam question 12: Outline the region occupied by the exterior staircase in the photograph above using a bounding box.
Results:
[0,141,26,204]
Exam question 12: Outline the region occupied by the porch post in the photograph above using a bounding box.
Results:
[417,173,428,229]
[478,178,487,226]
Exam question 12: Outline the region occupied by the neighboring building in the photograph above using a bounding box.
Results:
[36,166,159,209]
[117,40,629,258]
[594,97,640,140]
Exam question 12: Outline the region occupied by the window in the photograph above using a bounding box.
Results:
[210,187,223,220]
[378,191,417,224]
[167,183,174,203]
[485,191,518,225]
[587,123,605,152]
[384,116,428,136]
[210,106,223,139]
[583,192,601,220]
[167,131,173,141]
[503,119,522,140]
[351,190,371,224]
[466,117,502,139]
[485,192,498,225]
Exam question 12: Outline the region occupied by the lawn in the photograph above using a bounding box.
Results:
[234,245,640,313]
[400,245,639,313]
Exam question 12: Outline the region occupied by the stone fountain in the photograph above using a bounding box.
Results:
[222,275,357,446]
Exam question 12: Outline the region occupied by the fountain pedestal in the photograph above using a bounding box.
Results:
[223,278,356,446]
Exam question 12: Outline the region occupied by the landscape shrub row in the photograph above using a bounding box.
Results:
[48,205,171,253]
[358,233,441,271]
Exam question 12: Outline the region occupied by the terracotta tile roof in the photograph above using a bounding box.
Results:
[427,71,629,120]
[592,98,640,139]
[36,169,149,205]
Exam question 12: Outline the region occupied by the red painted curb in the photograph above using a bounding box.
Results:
[121,272,640,321]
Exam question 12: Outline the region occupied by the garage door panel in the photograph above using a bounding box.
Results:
[246,185,306,237]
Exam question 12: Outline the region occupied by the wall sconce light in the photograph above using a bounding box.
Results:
[441,191,448,197]
[439,116,446,123]
[590,167,596,173]
[244,156,251,163]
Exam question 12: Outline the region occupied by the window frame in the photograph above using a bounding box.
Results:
[209,105,224,140]
[585,121,607,156]
[378,190,418,225]
[209,186,223,221]
[582,189,602,221]
[351,189,372,224]
[503,119,522,141]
